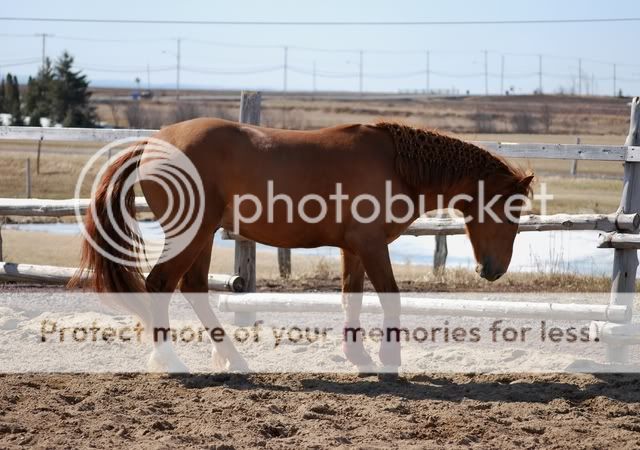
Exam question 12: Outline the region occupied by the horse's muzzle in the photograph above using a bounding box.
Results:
[476,261,505,282]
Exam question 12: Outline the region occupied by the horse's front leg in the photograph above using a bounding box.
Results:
[340,249,375,375]
[352,238,402,381]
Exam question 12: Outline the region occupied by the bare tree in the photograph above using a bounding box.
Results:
[174,102,201,122]
[511,112,537,133]
[125,102,144,129]
[471,109,496,133]
[126,103,168,129]
[108,101,120,128]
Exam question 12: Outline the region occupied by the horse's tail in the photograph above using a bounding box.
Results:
[68,143,147,293]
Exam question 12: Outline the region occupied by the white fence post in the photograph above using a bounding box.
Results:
[608,97,640,364]
[233,91,261,326]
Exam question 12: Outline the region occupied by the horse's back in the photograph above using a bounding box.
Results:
[156,118,389,156]
[146,118,407,248]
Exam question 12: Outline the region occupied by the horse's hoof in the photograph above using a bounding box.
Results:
[378,366,400,383]
[356,364,378,377]
[342,341,374,367]
[228,356,250,373]
[211,348,227,371]
[379,343,402,367]
[211,348,249,373]
[148,351,190,374]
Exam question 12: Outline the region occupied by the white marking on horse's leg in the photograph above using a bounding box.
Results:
[184,293,249,372]
[148,340,190,373]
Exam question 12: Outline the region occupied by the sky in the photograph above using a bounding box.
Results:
[1,0,639,95]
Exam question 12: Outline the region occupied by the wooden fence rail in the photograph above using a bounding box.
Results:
[218,293,630,322]
[0,262,243,292]
[1,200,635,235]
[2,125,640,161]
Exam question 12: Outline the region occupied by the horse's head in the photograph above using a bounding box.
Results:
[463,173,534,281]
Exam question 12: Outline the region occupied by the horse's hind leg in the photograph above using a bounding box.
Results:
[180,233,248,372]
[340,249,375,374]
[144,224,217,373]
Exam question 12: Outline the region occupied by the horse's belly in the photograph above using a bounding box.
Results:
[220,214,338,249]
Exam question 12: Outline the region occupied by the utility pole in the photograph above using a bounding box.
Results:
[500,54,504,95]
[613,63,617,97]
[578,58,582,96]
[484,50,488,96]
[35,33,52,68]
[359,50,364,94]
[147,63,151,91]
[312,61,317,92]
[426,50,430,94]
[283,46,288,92]
[538,54,543,94]
[176,38,181,106]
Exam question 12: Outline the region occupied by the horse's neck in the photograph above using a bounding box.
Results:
[418,168,484,212]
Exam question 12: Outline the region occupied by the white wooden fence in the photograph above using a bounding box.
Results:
[0,93,639,365]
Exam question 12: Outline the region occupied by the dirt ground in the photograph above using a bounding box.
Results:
[1,282,640,449]
[1,372,640,449]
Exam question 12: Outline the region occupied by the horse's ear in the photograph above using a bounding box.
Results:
[520,174,534,188]
[518,174,534,195]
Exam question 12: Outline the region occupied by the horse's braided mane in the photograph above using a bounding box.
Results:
[375,121,532,194]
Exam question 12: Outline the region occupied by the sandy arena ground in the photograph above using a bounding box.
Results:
[1,283,640,449]
[2,372,640,449]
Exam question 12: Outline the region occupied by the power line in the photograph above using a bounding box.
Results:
[81,65,175,73]
[1,16,639,26]
[0,56,41,64]
[55,34,172,43]
[183,65,284,75]
[0,58,41,68]
[3,31,640,69]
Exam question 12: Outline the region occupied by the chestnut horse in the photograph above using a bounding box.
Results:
[71,119,533,377]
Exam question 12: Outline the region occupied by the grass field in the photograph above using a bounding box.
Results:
[0,132,625,214]
[92,92,633,136]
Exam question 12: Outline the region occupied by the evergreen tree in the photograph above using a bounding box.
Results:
[52,52,95,127]
[3,74,15,114]
[24,59,55,127]
[3,74,23,125]
[0,77,5,113]
[10,75,24,125]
